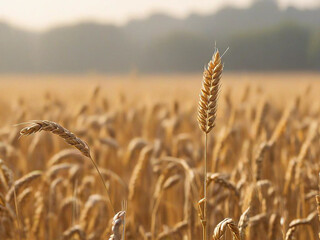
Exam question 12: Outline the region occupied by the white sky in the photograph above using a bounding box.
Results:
[0,0,319,31]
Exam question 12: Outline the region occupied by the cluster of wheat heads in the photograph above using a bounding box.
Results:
[0,54,320,240]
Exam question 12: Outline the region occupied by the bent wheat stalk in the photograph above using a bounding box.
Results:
[285,211,317,240]
[206,173,239,197]
[238,207,250,240]
[197,49,223,240]
[19,120,115,215]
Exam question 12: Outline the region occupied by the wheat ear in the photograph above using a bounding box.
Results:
[19,120,115,214]
[109,211,126,240]
[212,218,240,240]
[197,50,223,240]
[197,50,223,134]
[20,120,90,157]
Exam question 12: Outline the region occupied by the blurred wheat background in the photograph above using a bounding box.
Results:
[0,72,320,239]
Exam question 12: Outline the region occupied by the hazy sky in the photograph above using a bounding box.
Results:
[1,0,319,31]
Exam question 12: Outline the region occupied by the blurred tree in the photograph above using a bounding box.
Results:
[226,22,310,70]
[307,31,320,70]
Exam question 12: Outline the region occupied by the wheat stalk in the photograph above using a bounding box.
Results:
[268,213,280,240]
[207,173,239,197]
[157,220,188,240]
[238,207,250,240]
[197,49,223,240]
[62,225,86,240]
[6,170,42,203]
[19,120,115,215]
[285,211,317,240]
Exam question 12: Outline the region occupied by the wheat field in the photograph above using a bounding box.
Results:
[0,72,320,240]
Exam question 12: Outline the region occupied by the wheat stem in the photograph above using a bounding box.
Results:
[13,185,21,240]
[197,49,222,240]
[89,156,115,215]
[203,133,208,240]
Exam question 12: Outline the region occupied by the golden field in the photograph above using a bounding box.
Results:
[0,72,320,240]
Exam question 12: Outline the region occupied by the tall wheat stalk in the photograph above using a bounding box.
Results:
[197,50,223,240]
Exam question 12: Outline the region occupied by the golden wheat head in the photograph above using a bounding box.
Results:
[19,120,91,158]
[212,218,240,240]
[109,211,126,240]
[197,50,223,134]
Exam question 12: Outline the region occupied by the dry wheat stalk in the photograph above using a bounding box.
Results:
[17,187,32,209]
[100,137,120,149]
[197,49,223,240]
[80,194,108,231]
[6,171,42,203]
[151,173,182,239]
[283,158,297,196]
[285,211,317,240]
[163,174,181,190]
[207,173,239,197]
[0,193,5,206]
[19,120,115,214]
[268,104,293,147]
[128,145,153,201]
[157,220,188,240]
[46,163,74,179]
[32,191,44,237]
[251,99,268,139]
[295,121,319,184]
[285,227,296,240]
[249,213,268,228]
[0,159,14,189]
[268,213,280,240]
[125,138,148,164]
[238,207,250,240]
[255,142,270,181]
[59,196,80,229]
[62,225,86,240]
[47,149,84,167]
[99,168,128,195]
